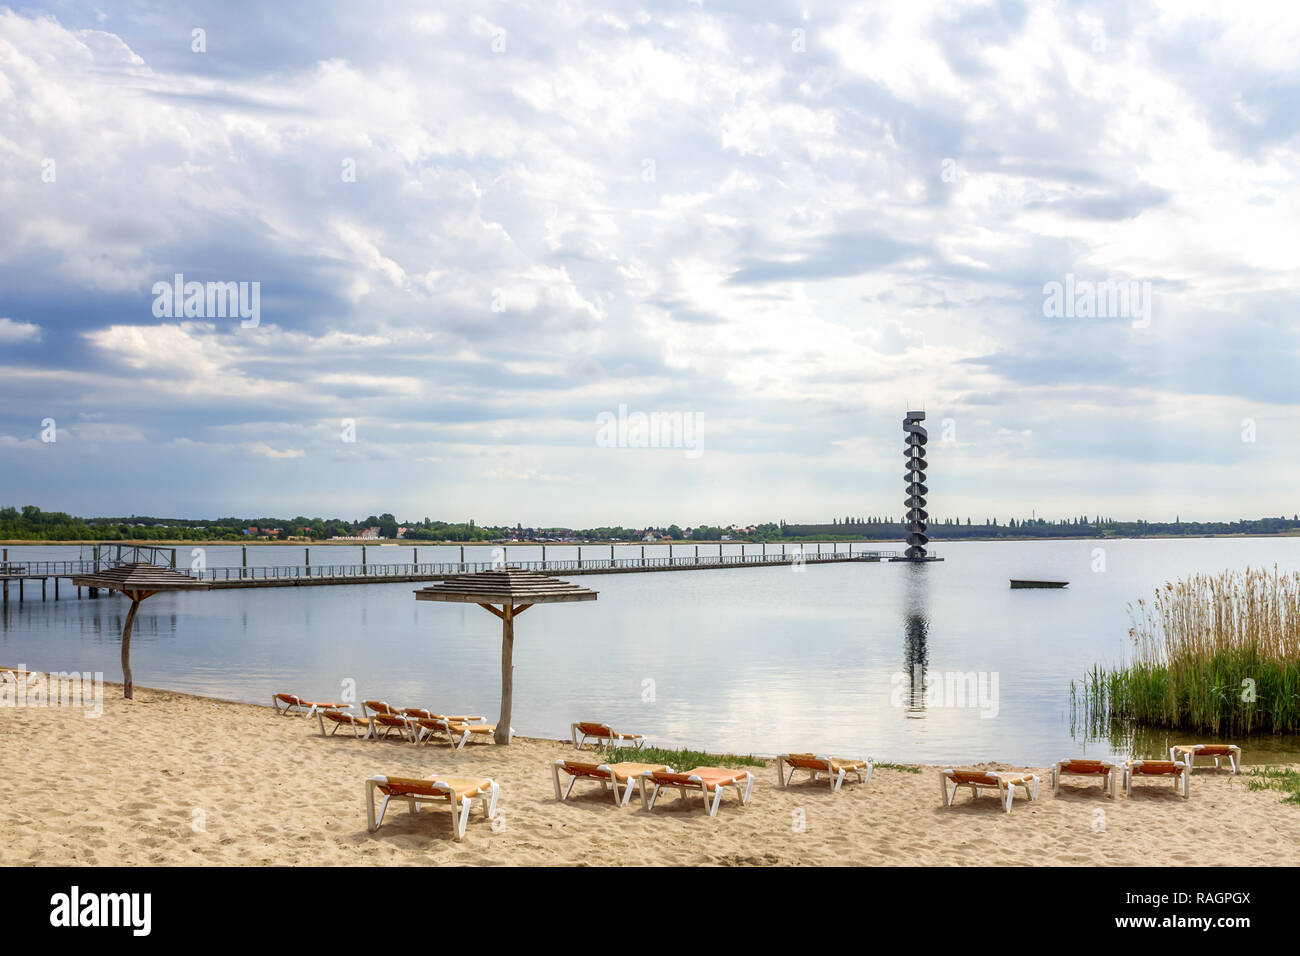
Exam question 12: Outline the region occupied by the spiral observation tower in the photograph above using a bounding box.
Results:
[893,410,942,562]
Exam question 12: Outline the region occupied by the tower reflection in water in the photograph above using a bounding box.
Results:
[903,563,930,718]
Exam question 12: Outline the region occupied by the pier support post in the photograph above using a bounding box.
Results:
[578,546,582,566]
[55,577,59,600]
[541,545,546,564]
[641,545,645,566]
[694,545,699,564]
[42,579,46,601]
[362,545,367,568]
[2,580,6,605]
[610,544,614,562]
[305,548,310,568]
[242,545,247,568]
[460,545,464,564]
[19,579,23,602]
[412,548,417,567]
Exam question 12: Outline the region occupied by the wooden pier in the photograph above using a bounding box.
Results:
[0,543,897,599]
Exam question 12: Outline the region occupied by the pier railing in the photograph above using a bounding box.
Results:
[189,549,895,582]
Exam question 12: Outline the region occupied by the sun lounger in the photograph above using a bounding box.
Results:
[273,693,346,717]
[369,712,418,742]
[570,721,645,750]
[777,753,873,792]
[402,707,485,723]
[316,710,374,737]
[365,774,499,841]
[416,717,508,749]
[1123,760,1189,798]
[1170,743,1241,774]
[940,768,1040,812]
[1051,758,1118,797]
[552,759,672,806]
[362,700,401,716]
[638,767,755,816]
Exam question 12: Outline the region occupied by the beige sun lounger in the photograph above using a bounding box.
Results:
[940,768,1040,812]
[552,759,673,806]
[570,721,645,750]
[273,692,346,717]
[638,767,755,816]
[1051,758,1118,797]
[1124,759,1189,798]
[316,710,374,737]
[777,753,873,792]
[1170,743,1241,773]
[365,774,499,841]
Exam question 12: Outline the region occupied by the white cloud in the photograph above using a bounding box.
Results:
[0,317,41,343]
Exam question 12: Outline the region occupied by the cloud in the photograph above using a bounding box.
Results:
[0,318,41,343]
[0,1,1297,523]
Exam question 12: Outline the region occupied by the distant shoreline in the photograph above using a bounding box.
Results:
[4,531,1299,547]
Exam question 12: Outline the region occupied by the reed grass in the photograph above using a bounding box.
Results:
[1072,567,1300,735]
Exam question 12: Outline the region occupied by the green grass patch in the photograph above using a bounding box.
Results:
[599,745,766,770]
[1245,766,1300,804]
[872,762,922,774]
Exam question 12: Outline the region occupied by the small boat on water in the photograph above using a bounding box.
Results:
[1010,579,1069,589]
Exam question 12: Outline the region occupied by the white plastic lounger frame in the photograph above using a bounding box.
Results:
[365,775,499,842]
[551,759,657,806]
[777,754,873,792]
[1169,744,1241,774]
[570,722,645,750]
[1124,761,1190,799]
[940,768,1040,813]
[1050,759,1118,798]
[316,710,372,738]
[637,769,755,817]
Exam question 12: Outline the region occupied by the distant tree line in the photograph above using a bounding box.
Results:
[3,505,1298,543]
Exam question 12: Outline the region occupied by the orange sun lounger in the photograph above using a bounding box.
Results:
[570,721,645,750]
[637,767,755,816]
[1169,744,1241,774]
[416,718,508,749]
[402,707,485,724]
[552,759,672,806]
[940,768,1040,812]
[1124,760,1189,798]
[1051,758,1118,797]
[316,710,374,737]
[365,774,499,841]
[368,712,418,742]
[273,693,347,717]
[777,753,873,792]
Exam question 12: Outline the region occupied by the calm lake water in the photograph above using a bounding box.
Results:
[3,538,1299,764]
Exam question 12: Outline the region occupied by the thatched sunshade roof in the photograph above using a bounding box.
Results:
[414,569,599,606]
[72,563,212,595]
[72,563,211,699]
[415,569,597,744]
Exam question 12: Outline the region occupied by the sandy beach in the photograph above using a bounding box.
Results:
[2,679,1298,867]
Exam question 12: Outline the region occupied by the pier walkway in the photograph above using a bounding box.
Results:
[0,544,898,601]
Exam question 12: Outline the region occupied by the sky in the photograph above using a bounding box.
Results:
[1,0,1298,527]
